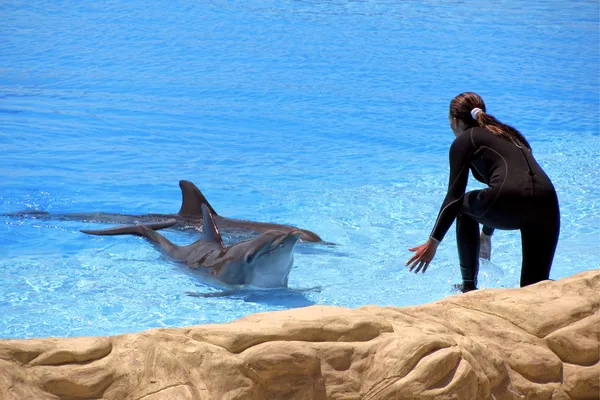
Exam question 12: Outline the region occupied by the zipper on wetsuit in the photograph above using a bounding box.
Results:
[521,149,534,175]
[513,140,536,196]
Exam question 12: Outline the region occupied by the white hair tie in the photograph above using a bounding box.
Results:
[471,108,483,119]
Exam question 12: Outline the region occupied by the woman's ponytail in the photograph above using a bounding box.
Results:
[450,92,531,150]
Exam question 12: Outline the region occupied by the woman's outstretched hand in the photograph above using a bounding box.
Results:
[406,238,439,274]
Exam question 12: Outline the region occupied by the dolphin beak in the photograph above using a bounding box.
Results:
[246,230,302,263]
[272,230,303,248]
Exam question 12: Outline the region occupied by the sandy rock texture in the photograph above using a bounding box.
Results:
[1,270,598,400]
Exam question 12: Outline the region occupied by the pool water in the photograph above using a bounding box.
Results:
[1,0,598,339]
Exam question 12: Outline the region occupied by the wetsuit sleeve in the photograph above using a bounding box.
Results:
[430,133,474,242]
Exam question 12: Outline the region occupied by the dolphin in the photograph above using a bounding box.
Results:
[3,180,326,243]
[80,204,303,288]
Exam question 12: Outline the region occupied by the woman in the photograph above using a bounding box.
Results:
[406,92,560,292]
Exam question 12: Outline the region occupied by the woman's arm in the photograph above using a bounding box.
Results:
[406,132,474,272]
[429,133,474,242]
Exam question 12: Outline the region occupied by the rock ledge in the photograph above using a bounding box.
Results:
[1,270,598,399]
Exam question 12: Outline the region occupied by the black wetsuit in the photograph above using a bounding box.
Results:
[430,127,560,287]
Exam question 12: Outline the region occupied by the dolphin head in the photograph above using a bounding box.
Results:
[220,229,302,288]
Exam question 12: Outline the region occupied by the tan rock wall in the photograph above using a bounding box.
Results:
[1,270,598,400]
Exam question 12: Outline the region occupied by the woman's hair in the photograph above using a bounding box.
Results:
[449,92,531,150]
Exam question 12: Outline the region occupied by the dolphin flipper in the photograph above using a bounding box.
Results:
[178,180,218,217]
[184,285,323,298]
[80,219,177,235]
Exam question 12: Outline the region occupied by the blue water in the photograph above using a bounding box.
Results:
[1,1,598,339]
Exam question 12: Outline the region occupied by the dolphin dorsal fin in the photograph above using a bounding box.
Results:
[178,180,218,217]
[200,204,224,247]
